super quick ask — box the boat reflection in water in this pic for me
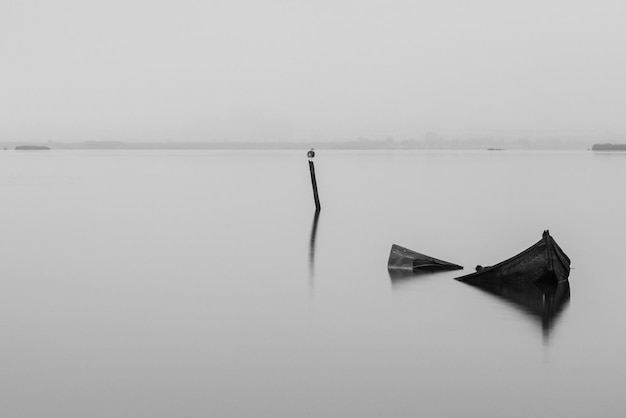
[461,279,571,341]
[388,268,452,284]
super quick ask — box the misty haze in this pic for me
[2,1,626,417]
[2,0,626,144]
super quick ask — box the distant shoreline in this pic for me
[0,139,600,151]
[15,145,51,150]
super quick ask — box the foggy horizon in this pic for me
[3,3,626,414]
[2,0,626,142]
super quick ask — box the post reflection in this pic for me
[461,280,571,342]
[308,210,320,284]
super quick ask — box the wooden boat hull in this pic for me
[388,244,463,272]
[455,230,570,284]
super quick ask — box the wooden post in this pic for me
[309,160,321,212]
[307,149,321,212]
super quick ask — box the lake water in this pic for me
[0,149,625,417]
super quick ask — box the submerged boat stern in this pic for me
[544,230,571,283]
[387,244,463,272]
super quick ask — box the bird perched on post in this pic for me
[307,148,315,159]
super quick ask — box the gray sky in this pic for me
[1,0,625,142]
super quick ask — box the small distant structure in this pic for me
[15,145,50,150]
[592,143,626,151]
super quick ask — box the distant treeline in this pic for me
[0,138,596,151]
[592,143,626,151]
[15,145,50,150]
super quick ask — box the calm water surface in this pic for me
[0,150,625,417]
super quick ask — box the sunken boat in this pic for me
[387,244,463,272]
[455,230,570,284]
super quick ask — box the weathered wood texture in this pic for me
[455,230,570,284]
[387,244,463,271]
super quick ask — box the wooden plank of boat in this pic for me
[387,244,463,271]
[455,230,570,284]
